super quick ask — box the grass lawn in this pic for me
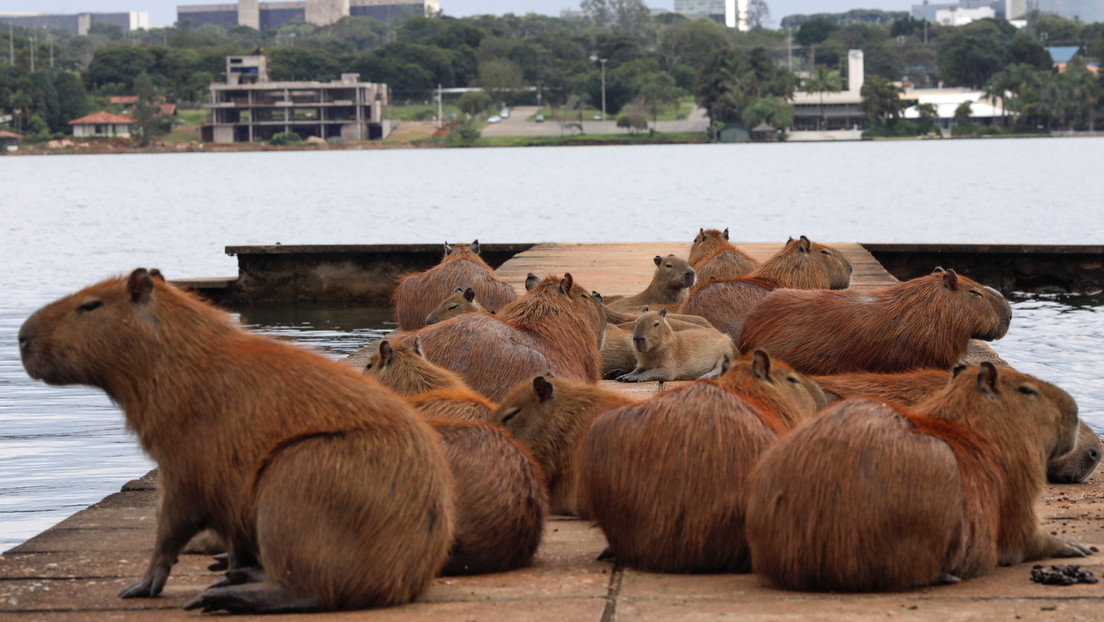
[477,131,708,147]
[388,103,462,121]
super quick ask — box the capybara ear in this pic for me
[976,362,999,395]
[952,361,969,377]
[723,227,729,240]
[659,308,668,318]
[463,288,476,302]
[444,241,452,254]
[378,340,394,366]
[720,354,732,375]
[641,305,650,312]
[149,268,166,282]
[411,337,424,357]
[751,350,773,380]
[592,291,604,304]
[533,375,554,402]
[559,273,574,294]
[453,286,465,294]
[654,255,662,267]
[798,236,811,253]
[470,239,480,254]
[932,266,947,274]
[697,227,705,239]
[942,269,960,291]
[127,268,155,304]
[525,273,540,291]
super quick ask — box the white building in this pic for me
[935,5,996,25]
[902,89,1010,129]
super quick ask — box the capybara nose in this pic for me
[633,337,645,346]
[18,334,29,353]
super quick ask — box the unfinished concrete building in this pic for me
[202,54,391,143]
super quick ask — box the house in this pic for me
[202,54,391,143]
[68,112,133,138]
[0,130,20,151]
[901,89,1009,130]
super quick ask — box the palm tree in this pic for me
[804,65,840,130]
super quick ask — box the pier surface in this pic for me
[4,242,1102,621]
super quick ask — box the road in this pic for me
[479,105,709,137]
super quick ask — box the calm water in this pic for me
[2,138,1102,552]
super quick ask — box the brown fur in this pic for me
[425,287,488,325]
[688,228,758,282]
[579,351,826,573]
[495,374,637,516]
[739,269,1013,375]
[605,254,697,313]
[405,274,606,402]
[19,269,454,613]
[618,308,737,382]
[392,241,515,331]
[746,363,1090,592]
[814,367,1103,484]
[429,420,548,575]
[363,339,495,423]
[600,324,638,379]
[677,236,851,342]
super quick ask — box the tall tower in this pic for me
[847,50,864,93]
[305,0,350,26]
[725,0,748,32]
[1005,0,1028,19]
[237,0,260,29]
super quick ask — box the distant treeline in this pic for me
[1,4,1102,140]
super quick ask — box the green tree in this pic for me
[131,72,167,146]
[456,90,492,116]
[795,17,835,46]
[637,72,680,129]
[266,47,343,81]
[693,46,747,129]
[859,75,904,128]
[85,45,156,92]
[741,96,794,131]
[477,58,525,104]
[617,99,648,132]
[915,102,939,135]
[937,20,1013,88]
[804,65,840,130]
[954,100,973,127]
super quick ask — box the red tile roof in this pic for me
[69,111,134,125]
[159,103,177,116]
[109,96,138,104]
[0,130,21,138]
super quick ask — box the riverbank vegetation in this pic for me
[1,3,1102,146]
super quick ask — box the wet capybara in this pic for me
[407,274,606,402]
[618,308,737,382]
[605,254,697,313]
[18,269,454,613]
[429,420,548,575]
[813,366,1103,484]
[363,339,496,423]
[746,363,1092,592]
[688,228,759,282]
[425,286,487,325]
[678,236,852,342]
[580,351,825,573]
[740,268,1013,375]
[495,373,637,516]
[393,240,515,331]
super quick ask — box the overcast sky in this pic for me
[0,1,914,29]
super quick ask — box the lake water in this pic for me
[2,138,1103,553]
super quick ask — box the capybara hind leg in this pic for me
[184,583,322,614]
[206,565,267,589]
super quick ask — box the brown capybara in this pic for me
[739,268,1013,375]
[618,308,737,382]
[18,269,454,613]
[746,363,1092,592]
[393,240,515,331]
[688,227,758,282]
[425,286,487,325]
[678,236,852,342]
[813,366,1103,484]
[605,254,697,313]
[429,420,548,575]
[580,351,826,573]
[600,324,638,379]
[406,274,606,402]
[495,373,637,516]
[363,339,496,423]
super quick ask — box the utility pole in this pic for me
[29,32,34,73]
[436,83,443,128]
[49,32,53,68]
[590,55,607,120]
[786,27,792,71]
[9,23,13,66]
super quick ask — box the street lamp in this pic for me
[589,55,607,120]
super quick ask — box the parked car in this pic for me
[535,114,545,123]
[487,115,502,124]
[501,108,510,118]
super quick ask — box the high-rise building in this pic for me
[178,0,440,30]
[673,0,748,31]
[0,11,148,35]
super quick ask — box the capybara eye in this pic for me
[1018,386,1038,396]
[364,363,373,370]
[665,264,672,268]
[447,304,458,310]
[969,290,983,297]
[820,250,832,256]
[77,300,103,313]
[501,408,520,424]
[787,376,801,384]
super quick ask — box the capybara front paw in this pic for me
[1052,537,1093,558]
[616,374,641,383]
[119,578,158,599]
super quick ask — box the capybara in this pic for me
[678,236,852,342]
[425,286,487,325]
[618,308,737,382]
[407,273,606,401]
[429,420,548,575]
[601,324,638,379]
[495,373,637,516]
[580,351,825,573]
[813,367,1103,484]
[688,227,758,282]
[605,254,697,313]
[393,240,515,331]
[363,339,496,423]
[746,363,1091,592]
[739,268,1013,375]
[19,269,454,613]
